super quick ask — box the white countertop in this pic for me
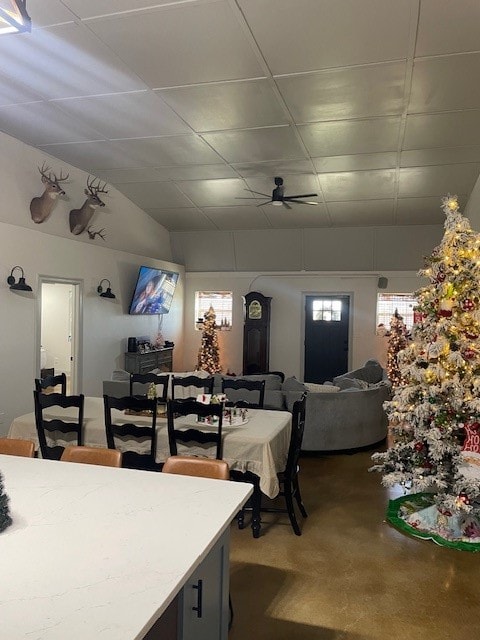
[0,455,252,640]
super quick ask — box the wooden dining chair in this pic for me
[61,445,122,468]
[34,390,84,460]
[171,374,214,401]
[167,399,224,459]
[261,393,308,535]
[0,437,35,458]
[103,395,160,471]
[221,378,266,409]
[35,372,67,395]
[129,372,169,400]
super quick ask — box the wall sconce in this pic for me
[0,1,32,35]
[7,266,32,291]
[97,279,115,299]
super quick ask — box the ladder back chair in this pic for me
[0,438,35,458]
[261,393,308,535]
[103,395,160,471]
[33,390,84,460]
[129,372,169,400]
[35,372,67,395]
[167,399,224,459]
[61,445,122,468]
[221,378,266,409]
[171,374,214,400]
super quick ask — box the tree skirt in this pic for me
[387,493,480,551]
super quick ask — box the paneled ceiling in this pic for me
[1,0,480,231]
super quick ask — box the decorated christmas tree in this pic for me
[197,306,222,374]
[371,195,480,548]
[0,471,12,533]
[386,309,409,388]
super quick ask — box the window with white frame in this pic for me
[376,293,417,332]
[195,291,233,330]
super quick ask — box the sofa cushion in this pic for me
[263,390,286,411]
[304,382,340,393]
[112,369,130,381]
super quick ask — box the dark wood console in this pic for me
[124,347,173,374]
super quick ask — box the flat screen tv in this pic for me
[129,266,179,315]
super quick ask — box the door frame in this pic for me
[36,276,84,394]
[301,291,354,381]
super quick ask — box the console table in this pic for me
[0,454,251,639]
[125,347,173,374]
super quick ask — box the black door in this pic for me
[304,295,350,383]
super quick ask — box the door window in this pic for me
[312,299,342,322]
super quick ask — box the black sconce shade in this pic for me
[7,266,32,291]
[97,279,115,299]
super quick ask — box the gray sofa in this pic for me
[288,360,391,452]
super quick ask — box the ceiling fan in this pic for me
[236,177,319,209]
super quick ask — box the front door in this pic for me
[304,295,350,383]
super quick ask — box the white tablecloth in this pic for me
[8,397,291,498]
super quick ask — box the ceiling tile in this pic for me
[115,182,193,209]
[28,0,77,27]
[0,23,146,100]
[232,159,313,177]
[319,170,396,201]
[94,168,170,184]
[0,73,43,107]
[234,229,303,270]
[404,111,480,149]
[416,0,480,56]
[298,117,401,156]
[238,0,412,75]
[327,200,395,226]
[203,206,271,230]
[263,202,328,229]
[203,126,306,163]
[0,102,102,145]
[157,79,288,132]
[53,91,191,139]
[62,0,186,19]
[303,227,374,270]
[396,196,468,225]
[87,2,264,88]
[144,208,217,232]
[154,165,238,181]
[314,152,397,173]
[276,62,405,123]
[410,54,480,113]
[38,141,136,170]
[113,136,224,167]
[398,164,480,197]
[401,147,480,167]
[176,179,249,207]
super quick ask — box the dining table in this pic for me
[0,454,251,639]
[8,397,292,538]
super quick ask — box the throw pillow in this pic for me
[304,382,340,393]
[282,376,307,394]
[112,369,130,381]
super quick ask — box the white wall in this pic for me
[183,272,427,379]
[0,132,185,435]
[465,175,480,231]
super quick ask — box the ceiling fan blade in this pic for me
[285,193,318,199]
[244,188,271,197]
[282,201,292,210]
[235,196,266,200]
[257,200,272,207]
[285,199,319,205]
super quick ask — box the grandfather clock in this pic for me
[243,291,272,375]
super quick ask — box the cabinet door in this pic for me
[179,531,229,640]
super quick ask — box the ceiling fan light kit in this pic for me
[237,176,319,210]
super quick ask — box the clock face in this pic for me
[248,300,262,320]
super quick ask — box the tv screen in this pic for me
[129,266,179,315]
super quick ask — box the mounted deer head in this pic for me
[69,176,108,236]
[30,162,69,224]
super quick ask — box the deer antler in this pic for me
[86,175,109,195]
[38,162,69,183]
[87,226,106,241]
[57,169,69,182]
[38,161,52,180]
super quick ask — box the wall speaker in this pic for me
[378,277,388,289]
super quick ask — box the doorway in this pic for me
[37,278,82,394]
[304,295,350,383]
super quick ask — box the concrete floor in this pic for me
[229,450,479,640]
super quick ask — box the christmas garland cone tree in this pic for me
[386,309,409,388]
[371,195,480,550]
[197,305,222,374]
